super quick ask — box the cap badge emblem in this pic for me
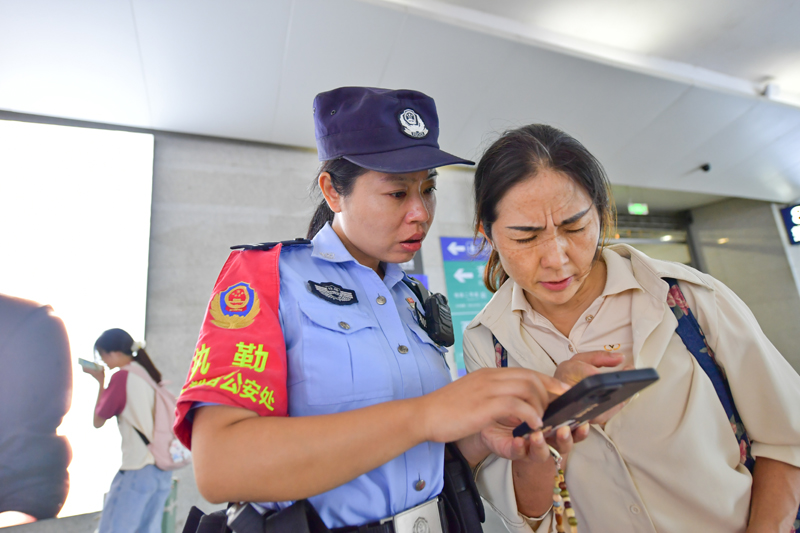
[399,108,428,139]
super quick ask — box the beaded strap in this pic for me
[493,335,577,532]
[550,447,577,533]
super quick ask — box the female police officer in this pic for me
[174,87,583,532]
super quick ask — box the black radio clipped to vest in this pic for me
[402,276,455,348]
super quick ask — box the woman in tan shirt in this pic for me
[462,124,800,532]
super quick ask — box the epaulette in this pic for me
[230,238,312,251]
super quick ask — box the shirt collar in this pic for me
[600,247,641,297]
[511,281,532,315]
[310,222,357,263]
[309,222,405,288]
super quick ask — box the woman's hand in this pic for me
[554,350,624,386]
[546,422,591,462]
[419,368,568,445]
[430,368,570,467]
[555,351,630,427]
[477,412,590,464]
[510,423,591,517]
[82,365,104,385]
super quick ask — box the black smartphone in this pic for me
[513,368,659,438]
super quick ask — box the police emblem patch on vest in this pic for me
[398,108,428,138]
[209,282,261,329]
[308,281,358,305]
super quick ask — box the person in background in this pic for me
[174,87,588,532]
[83,328,171,533]
[463,123,800,532]
[0,293,72,527]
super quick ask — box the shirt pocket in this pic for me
[298,301,394,406]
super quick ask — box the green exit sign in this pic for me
[627,203,649,215]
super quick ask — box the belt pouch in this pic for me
[442,443,484,533]
[196,509,230,533]
[263,500,330,533]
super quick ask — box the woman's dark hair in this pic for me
[95,328,162,384]
[306,158,369,239]
[474,124,615,293]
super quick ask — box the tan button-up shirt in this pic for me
[463,245,800,533]
[512,250,639,367]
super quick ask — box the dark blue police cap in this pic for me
[313,87,474,173]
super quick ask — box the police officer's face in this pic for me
[486,168,603,314]
[324,169,436,272]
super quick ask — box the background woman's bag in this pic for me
[127,363,192,471]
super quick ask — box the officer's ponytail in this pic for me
[95,328,163,384]
[307,158,368,239]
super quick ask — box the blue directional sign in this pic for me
[440,237,492,376]
[440,237,491,262]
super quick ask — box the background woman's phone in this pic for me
[513,368,659,438]
[78,358,103,372]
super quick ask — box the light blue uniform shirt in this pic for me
[258,223,452,527]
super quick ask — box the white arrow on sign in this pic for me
[447,241,466,256]
[454,268,474,283]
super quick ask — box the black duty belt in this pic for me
[183,443,483,533]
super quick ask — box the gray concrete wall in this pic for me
[144,133,321,528]
[689,198,800,371]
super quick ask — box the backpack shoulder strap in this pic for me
[492,334,508,368]
[663,277,754,471]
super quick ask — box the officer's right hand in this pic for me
[416,367,567,448]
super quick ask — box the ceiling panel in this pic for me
[377,14,517,161]
[428,0,800,99]
[451,43,604,157]
[450,40,692,166]
[726,124,800,201]
[665,101,800,200]
[609,86,757,192]
[133,0,292,141]
[269,0,407,147]
[686,101,800,172]
[0,0,149,127]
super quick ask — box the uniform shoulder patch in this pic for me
[230,238,311,251]
[308,281,358,305]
